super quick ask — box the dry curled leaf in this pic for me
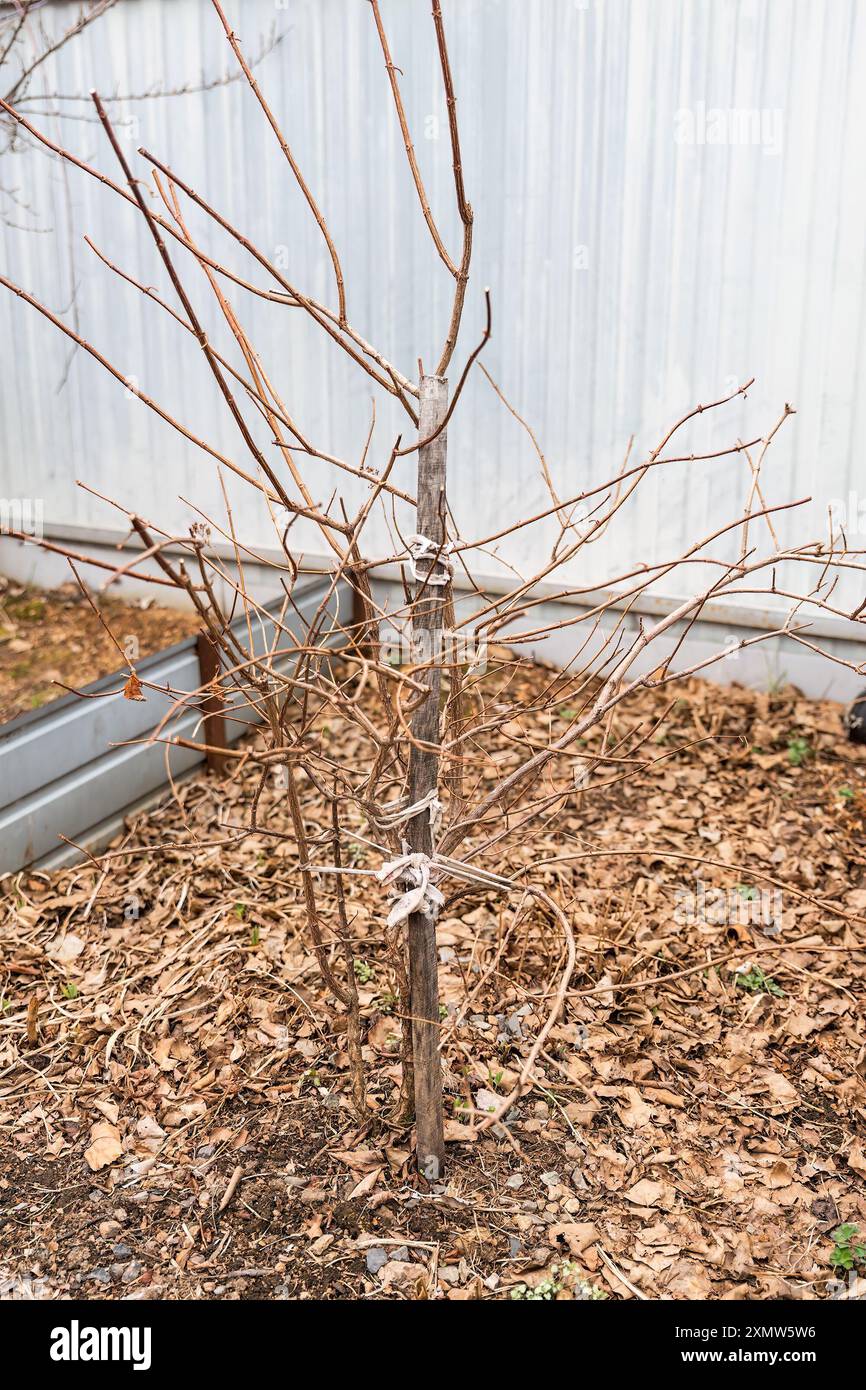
[619,1087,655,1130]
[347,1167,383,1200]
[123,671,145,701]
[624,1178,674,1210]
[84,1121,123,1172]
[847,1140,866,1179]
[549,1222,600,1256]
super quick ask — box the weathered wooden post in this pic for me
[406,374,449,1178]
[196,629,230,774]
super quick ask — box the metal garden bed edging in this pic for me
[0,577,344,875]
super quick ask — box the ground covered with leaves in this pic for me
[0,581,200,723]
[1,660,865,1301]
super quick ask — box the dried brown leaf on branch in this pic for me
[122,671,145,702]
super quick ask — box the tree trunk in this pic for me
[406,373,448,1178]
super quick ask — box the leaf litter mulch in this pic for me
[1,657,865,1302]
[0,580,201,724]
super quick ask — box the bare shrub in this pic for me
[2,0,864,1174]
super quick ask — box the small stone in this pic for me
[89,1267,112,1284]
[121,1261,142,1285]
[112,1243,132,1259]
[365,1247,388,1274]
[437,1265,460,1285]
[540,1170,561,1186]
[98,1220,122,1239]
[505,1173,525,1189]
[390,1245,409,1263]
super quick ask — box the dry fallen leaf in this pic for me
[153,1038,176,1071]
[135,1116,166,1141]
[330,1148,384,1172]
[367,1014,401,1054]
[549,1222,600,1256]
[443,1118,478,1142]
[378,1260,426,1294]
[763,1160,795,1189]
[619,1087,655,1130]
[847,1140,866,1179]
[664,1259,714,1299]
[84,1121,123,1172]
[624,1178,674,1209]
[347,1167,383,1199]
[751,1069,800,1113]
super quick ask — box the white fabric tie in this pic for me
[369,786,443,835]
[406,533,453,586]
[375,850,445,928]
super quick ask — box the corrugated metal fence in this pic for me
[2,0,866,615]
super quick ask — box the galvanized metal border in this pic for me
[0,577,346,875]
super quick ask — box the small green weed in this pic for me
[510,1262,607,1301]
[830,1225,866,1273]
[787,736,811,766]
[733,965,784,998]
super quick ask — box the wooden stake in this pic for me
[196,630,230,774]
[406,374,448,1179]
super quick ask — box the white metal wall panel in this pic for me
[1,0,865,618]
